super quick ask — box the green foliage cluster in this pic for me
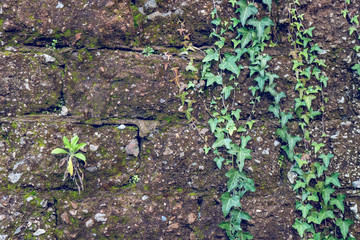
[341,0,360,81]
[51,135,87,194]
[46,39,58,50]
[197,0,274,238]
[142,46,154,56]
[273,1,355,239]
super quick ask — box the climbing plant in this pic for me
[193,0,275,238]
[280,1,355,239]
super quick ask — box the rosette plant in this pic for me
[51,135,87,193]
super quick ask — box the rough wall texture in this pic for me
[0,0,360,239]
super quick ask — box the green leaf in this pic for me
[247,17,274,39]
[300,66,312,79]
[226,169,241,192]
[292,60,304,70]
[236,231,253,240]
[74,153,86,163]
[226,119,237,136]
[205,72,223,86]
[325,172,341,187]
[322,186,336,205]
[202,49,219,62]
[304,172,316,185]
[318,208,335,223]
[330,194,346,213]
[70,135,79,151]
[214,157,225,170]
[236,148,252,171]
[352,63,360,75]
[296,202,313,218]
[218,221,231,231]
[211,18,221,26]
[246,120,255,129]
[280,112,294,128]
[266,72,279,85]
[220,192,241,217]
[237,27,255,49]
[219,53,242,77]
[293,180,306,191]
[229,0,237,8]
[314,162,327,177]
[274,92,286,105]
[318,153,334,168]
[335,218,354,239]
[262,0,272,12]
[239,4,258,27]
[292,219,312,238]
[303,95,316,110]
[303,27,315,37]
[275,127,288,142]
[311,141,325,154]
[294,98,306,110]
[319,75,329,87]
[240,135,252,149]
[268,104,280,118]
[212,138,232,149]
[254,75,267,91]
[51,148,69,155]
[63,136,71,150]
[287,134,302,153]
[231,109,241,121]
[231,209,251,223]
[74,143,87,152]
[222,86,235,100]
[208,118,219,133]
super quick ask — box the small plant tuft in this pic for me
[51,135,87,193]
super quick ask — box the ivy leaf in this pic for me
[352,63,360,75]
[311,141,325,154]
[325,172,341,187]
[294,98,306,110]
[231,209,251,223]
[226,169,241,192]
[300,66,312,79]
[266,72,279,85]
[268,104,280,118]
[236,148,252,171]
[220,192,241,217]
[242,177,256,192]
[214,157,225,170]
[212,138,232,149]
[303,94,316,110]
[219,53,241,77]
[330,194,346,213]
[280,112,294,128]
[312,66,321,79]
[296,202,313,218]
[235,48,248,60]
[229,0,237,7]
[292,219,312,238]
[218,221,231,231]
[275,127,288,142]
[292,59,304,70]
[275,92,286,105]
[205,72,223,86]
[335,219,354,239]
[231,109,241,121]
[240,135,252,149]
[307,193,319,202]
[262,0,272,12]
[303,27,316,37]
[322,186,336,205]
[208,118,219,133]
[314,162,327,177]
[318,208,335,223]
[247,17,274,39]
[287,134,302,153]
[318,153,334,167]
[254,75,267,91]
[319,75,329,87]
[304,172,316,185]
[202,49,219,62]
[237,27,255,49]
[226,119,237,136]
[222,86,235,100]
[236,231,254,240]
[293,179,306,191]
[239,4,258,27]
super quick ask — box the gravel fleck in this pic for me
[94,213,107,222]
[33,229,46,236]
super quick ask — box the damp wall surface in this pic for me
[0,0,360,239]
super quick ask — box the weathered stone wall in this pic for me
[0,0,359,239]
